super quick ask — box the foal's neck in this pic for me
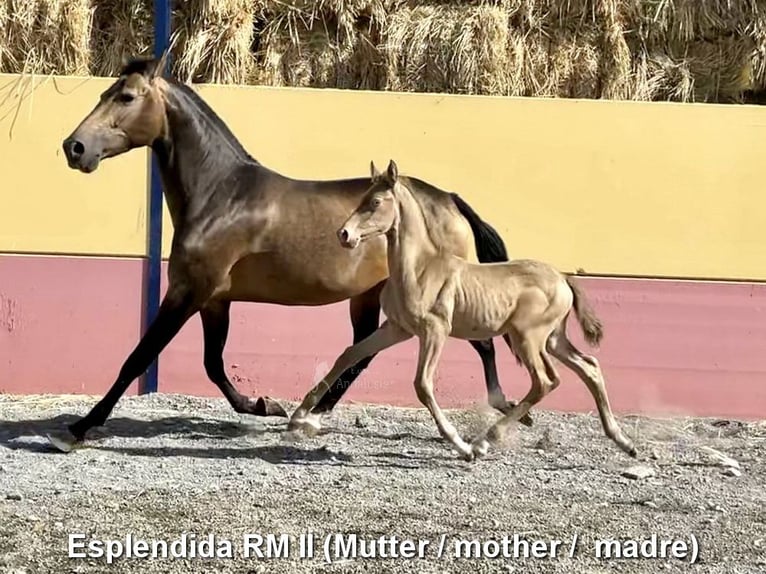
[386,181,438,291]
[153,81,255,225]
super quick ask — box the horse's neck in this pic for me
[386,184,437,296]
[155,84,250,225]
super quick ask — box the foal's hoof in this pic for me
[46,431,82,454]
[494,400,533,427]
[471,438,490,460]
[252,397,288,418]
[286,415,322,438]
[506,400,534,428]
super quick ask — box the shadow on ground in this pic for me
[0,412,446,466]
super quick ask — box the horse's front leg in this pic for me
[288,321,411,436]
[48,283,202,452]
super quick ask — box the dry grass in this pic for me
[0,0,92,76]
[90,0,153,78]
[172,0,256,84]
[0,0,763,102]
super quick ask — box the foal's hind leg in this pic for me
[471,332,559,459]
[200,300,287,418]
[469,338,533,427]
[548,331,636,457]
[414,329,475,461]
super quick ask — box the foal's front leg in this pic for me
[413,329,474,461]
[288,321,412,435]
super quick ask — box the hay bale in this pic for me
[384,3,511,95]
[1,0,92,75]
[254,2,386,89]
[172,0,256,84]
[550,30,601,98]
[90,0,153,77]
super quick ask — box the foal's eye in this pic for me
[118,93,135,104]
[372,197,382,208]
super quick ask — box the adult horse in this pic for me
[53,55,531,451]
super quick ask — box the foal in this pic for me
[289,160,637,461]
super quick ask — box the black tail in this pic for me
[450,193,509,263]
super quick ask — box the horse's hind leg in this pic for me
[547,329,636,457]
[471,331,558,459]
[200,300,287,418]
[310,282,384,421]
[288,320,412,435]
[414,328,474,461]
[469,338,533,427]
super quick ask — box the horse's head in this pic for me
[338,159,401,249]
[62,54,169,173]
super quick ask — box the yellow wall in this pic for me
[1,73,765,280]
[0,75,148,257]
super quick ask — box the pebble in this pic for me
[5,493,23,501]
[621,465,656,480]
[354,415,368,428]
[723,467,742,478]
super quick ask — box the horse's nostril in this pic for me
[338,229,349,242]
[64,138,85,160]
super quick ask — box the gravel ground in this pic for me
[0,392,764,574]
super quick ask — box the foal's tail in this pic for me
[450,193,509,263]
[565,276,603,348]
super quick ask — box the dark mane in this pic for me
[166,79,257,163]
[116,56,256,163]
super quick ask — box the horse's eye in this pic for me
[118,93,135,104]
[372,198,382,208]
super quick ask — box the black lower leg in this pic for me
[68,290,197,441]
[468,339,507,407]
[311,288,382,414]
[200,300,286,417]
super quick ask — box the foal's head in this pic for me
[338,160,402,249]
[62,55,170,173]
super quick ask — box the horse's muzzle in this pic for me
[62,137,99,173]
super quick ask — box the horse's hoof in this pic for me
[47,431,80,454]
[252,397,288,418]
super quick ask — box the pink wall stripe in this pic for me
[2,255,765,420]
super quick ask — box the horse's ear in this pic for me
[370,160,381,181]
[386,159,399,182]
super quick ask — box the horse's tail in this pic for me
[450,193,509,263]
[565,275,603,348]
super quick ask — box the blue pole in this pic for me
[139,0,171,395]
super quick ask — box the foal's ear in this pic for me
[370,160,382,181]
[386,159,399,182]
[151,49,170,79]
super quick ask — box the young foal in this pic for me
[289,160,637,461]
